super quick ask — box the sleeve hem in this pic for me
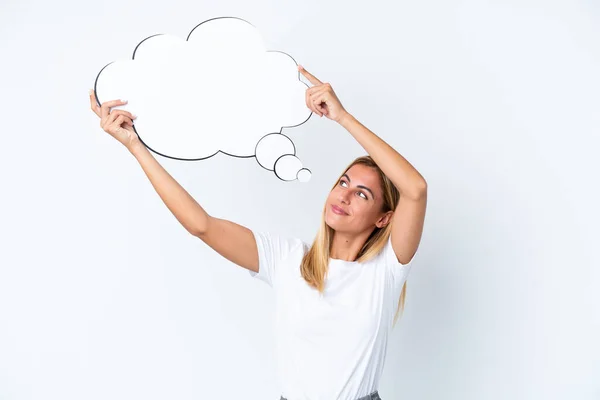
[386,233,417,268]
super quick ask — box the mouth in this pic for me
[331,205,349,216]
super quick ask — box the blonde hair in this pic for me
[300,155,407,327]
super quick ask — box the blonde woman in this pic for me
[88,65,427,400]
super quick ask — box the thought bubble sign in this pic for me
[94,16,312,182]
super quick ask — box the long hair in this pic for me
[299,155,407,327]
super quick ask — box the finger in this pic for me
[306,85,327,116]
[111,115,132,132]
[89,90,101,117]
[121,118,135,133]
[309,86,328,99]
[308,86,329,114]
[106,115,125,134]
[306,89,322,117]
[312,98,326,116]
[108,109,136,121]
[306,85,325,95]
[309,87,328,114]
[101,109,135,129]
[113,115,125,126]
[101,109,125,129]
[100,99,128,120]
[298,65,323,86]
[117,116,134,127]
[305,86,318,116]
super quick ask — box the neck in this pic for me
[329,229,373,261]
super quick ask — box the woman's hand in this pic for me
[89,90,141,151]
[298,65,349,123]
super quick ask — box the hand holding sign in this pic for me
[89,90,141,151]
[299,65,349,123]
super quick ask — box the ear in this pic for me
[375,210,394,229]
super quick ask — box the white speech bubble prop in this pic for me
[94,17,313,181]
[274,154,304,181]
[297,168,312,183]
[255,133,295,170]
[254,133,312,182]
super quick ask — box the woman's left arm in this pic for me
[299,65,427,264]
[338,112,427,199]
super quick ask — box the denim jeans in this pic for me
[280,390,382,400]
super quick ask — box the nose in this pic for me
[338,190,351,205]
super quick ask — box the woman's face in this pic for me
[325,164,388,234]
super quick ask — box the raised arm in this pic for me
[130,145,259,272]
[89,90,259,273]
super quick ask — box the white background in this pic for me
[0,0,598,399]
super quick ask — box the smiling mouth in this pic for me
[331,205,348,215]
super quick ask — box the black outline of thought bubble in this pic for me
[93,16,314,181]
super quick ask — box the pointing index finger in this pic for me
[298,65,322,86]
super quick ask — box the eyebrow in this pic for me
[342,174,375,200]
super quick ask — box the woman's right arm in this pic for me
[129,145,259,273]
[90,90,259,273]
[129,144,209,235]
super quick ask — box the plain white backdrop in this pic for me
[0,0,598,399]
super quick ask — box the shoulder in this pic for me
[249,232,307,287]
[377,234,417,291]
[252,231,307,259]
[373,233,417,269]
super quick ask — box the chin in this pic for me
[324,211,345,231]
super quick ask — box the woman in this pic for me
[88,65,427,400]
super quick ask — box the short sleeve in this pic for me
[383,233,418,283]
[249,231,302,288]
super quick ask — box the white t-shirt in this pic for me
[249,230,415,400]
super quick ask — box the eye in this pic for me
[340,180,368,200]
